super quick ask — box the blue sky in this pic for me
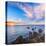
[7,2,45,24]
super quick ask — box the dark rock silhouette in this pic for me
[15,36,24,44]
[32,32,38,38]
[38,29,43,33]
[40,34,45,42]
[29,31,33,39]
[11,28,45,44]
[23,37,29,43]
[27,27,30,29]
[32,28,34,31]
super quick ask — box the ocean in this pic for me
[7,25,45,44]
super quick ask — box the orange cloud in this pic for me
[7,21,15,26]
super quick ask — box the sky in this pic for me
[7,2,45,24]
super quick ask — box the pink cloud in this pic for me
[33,4,45,19]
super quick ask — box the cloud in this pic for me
[22,5,33,18]
[33,4,45,20]
[15,3,45,24]
[15,3,33,19]
[7,3,45,25]
[16,3,45,20]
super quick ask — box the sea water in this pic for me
[7,25,45,43]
